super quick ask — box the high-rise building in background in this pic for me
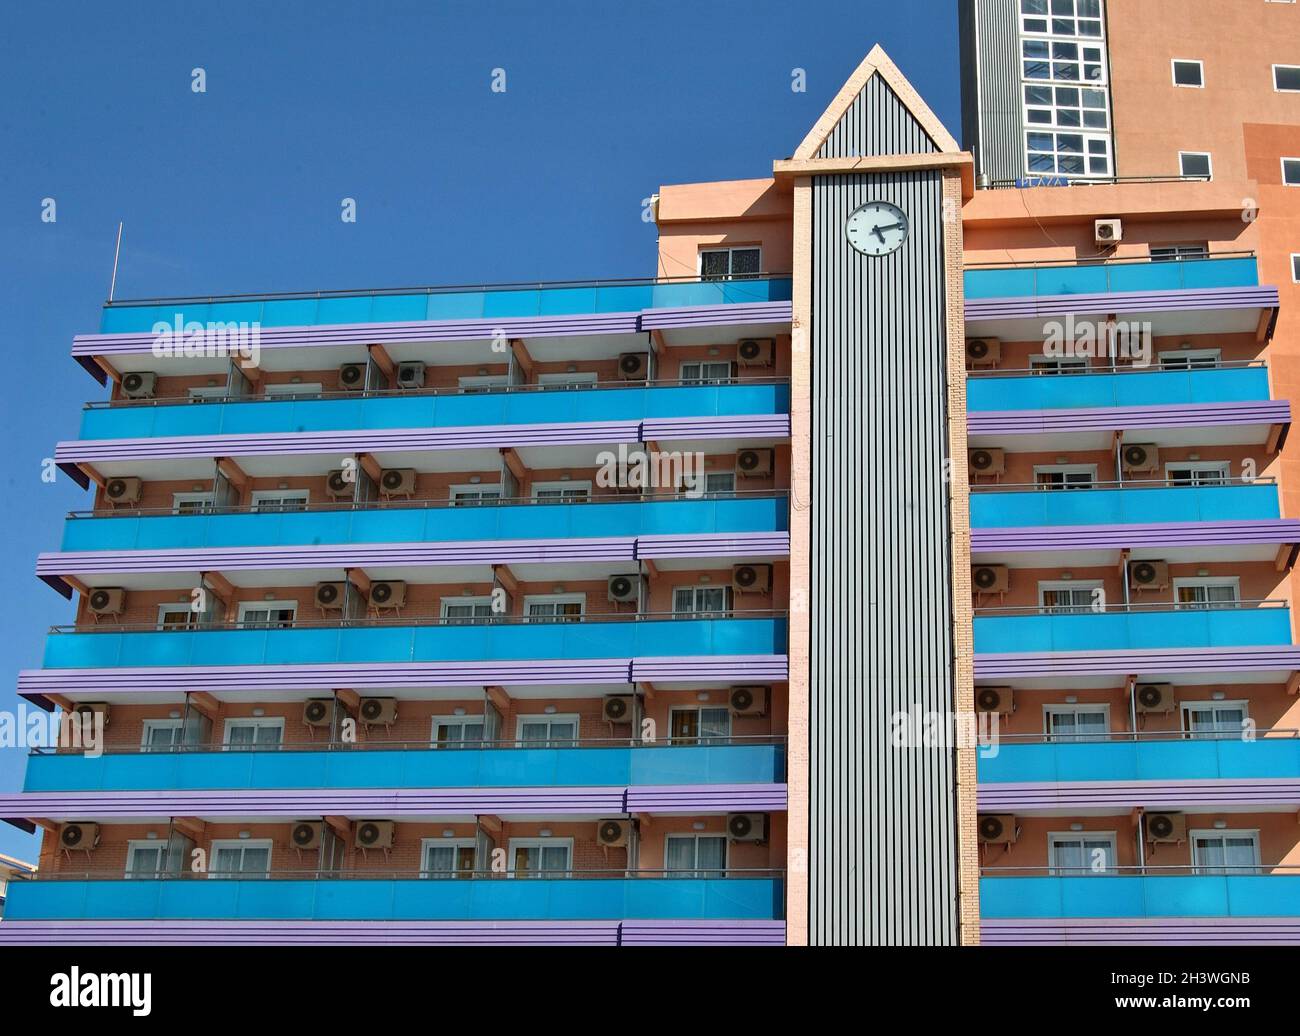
[1,0,1297,946]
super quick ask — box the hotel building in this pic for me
[1,0,1298,946]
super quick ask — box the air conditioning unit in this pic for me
[338,363,367,391]
[325,469,354,498]
[291,821,322,850]
[303,699,333,727]
[359,697,397,725]
[733,563,772,594]
[395,361,426,389]
[354,820,395,850]
[104,477,142,505]
[1095,218,1123,245]
[59,822,99,851]
[617,352,648,380]
[968,448,1006,476]
[596,819,629,848]
[972,565,1010,594]
[607,574,639,603]
[369,580,407,610]
[315,581,346,610]
[965,338,1002,367]
[603,695,633,723]
[1129,560,1170,591]
[975,686,1014,715]
[379,468,416,497]
[1135,682,1175,714]
[1146,812,1186,844]
[120,371,157,398]
[736,448,774,478]
[729,685,770,717]
[727,813,769,844]
[978,814,1018,845]
[87,587,126,616]
[737,338,775,367]
[1121,443,1159,474]
[72,702,111,731]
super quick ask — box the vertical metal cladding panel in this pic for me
[966,0,1025,182]
[809,171,958,945]
[817,77,938,159]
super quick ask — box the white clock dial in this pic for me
[845,201,910,257]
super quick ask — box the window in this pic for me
[508,838,573,876]
[210,839,272,879]
[670,707,732,744]
[1283,157,1300,186]
[171,492,214,515]
[432,715,486,748]
[1038,580,1102,614]
[125,841,169,879]
[515,714,579,746]
[665,834,727,878]
[1019,0,1104,38]
[1174,578,1240,609]
[440,597,495,623]
[685,471,736,496]
[680,361,734,385]
[236,600,297,628]
[1293,254,1300,283]
[1034,464,1096,490]
[524,594,585,623]
[1191,831,1260,875]
[1150,244,1209,261]
[187,385,229,401]
[1158,347,1220,369]
[673,585,732,617]
[531,480,591,503]
[422,839,476,877]
[1021,38,1107,83]
[1183,700,1248,739]
[222,717,284,749]
[699,247,761,281]
[1274,64,1300,92]
[1171,59,1204,88]
[449,484,501,506]
[156,603,200,630]
[265,383,324,399]
[250,490,309,512]
[457,375,507,393]
[1029,354,1089,374]
[1048,832,1117,875]
[140,719,183,752]
[1179,152,1213,179]
[537,371,598,389]
[1166,462,1229,486]
[1044,704,1109,742]
[1023,84,1110,130]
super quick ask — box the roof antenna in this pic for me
[107,221,124,303]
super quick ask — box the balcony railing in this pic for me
[967,361,1271,412]
[969,478,1280,527]
[963,252,1259,301]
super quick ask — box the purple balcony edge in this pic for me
[968,399,1291,437]
[971,519,1300,555]
[975,645,1300,680]
[979,778,1300,812]
[981,917,1300,946]
[965,284,1281,323]
[0,918,787,946]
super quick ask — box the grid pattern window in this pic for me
[1019,0,1113,178]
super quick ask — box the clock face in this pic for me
[845,201,910,257]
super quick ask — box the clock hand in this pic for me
[872,225,887,243]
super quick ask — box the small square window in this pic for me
[1180,152,1213,179]
[1292,254,1300,283]
[1172,60,1204,88]
[1284,158,1300,186]
[1275,65,1300,92]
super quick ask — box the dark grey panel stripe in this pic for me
[965,0,1024,182]
[809,171,958,945]
[817,76,938,158]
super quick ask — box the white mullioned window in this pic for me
[1191,830,1260,875]
[1044,703,1109,742]
[209,839,272,879]
[1048,832,1117,875]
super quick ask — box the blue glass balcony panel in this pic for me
[963,257,1259,300]
[97,278,794,334]
[23,743,786,792]
[4,877,784,922]
[967,366,1271,412]
[78,382,791,440]
[980,875,1300,919]
[60,495,789,552]
[41,617,789,669]
[973,607,1291,653]
[979,738,1300,784]
[970,483,1280,528]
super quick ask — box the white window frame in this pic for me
[514,713,581,743]
[506,837,574,876]
[208,838,273,879]
[530,480,592,502]
[1172,576,1241,609]
[522,593,586,622]
[1190,829,1261,875]
[235,600,298,628]
[124,839,169,879]
[668,705,732,744]
[264,382,324,398]
[1047,831,1118,875]
[171,491,214,514]
[698,246,762,280]
[1037,579,1103,612]
[1179,151,1213,179]
[1033,463,1098,488]
[679,360,734,384]
[1158,348,1221,369]
[221,716,285,748]
[1043,703,1110,740]
[431,714,487,747]
[448,483,502,506]
[457,375,508,393]
[663,833,729,876]
[1181,699,1250,738]
[439,596,495,622]
[1018,0,1106,40]
[1171,58,1205,88]
[420,837,477,876]
[672,584,733,616]
[1282,157,1300,186]
[156,602,200,628]
[1273,63,1300,92]
[1291,253,1300,283]
[140,718,183,752]
[250,489,310,512]
[680,470,737,497]
[536,371,599,389]
[1029,353,1090,374]
[1164,461,1230,486]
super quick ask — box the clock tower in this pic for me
[775,47,979,945]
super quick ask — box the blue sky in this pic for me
[0,0,961,859]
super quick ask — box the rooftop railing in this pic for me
[968,477,1275,493]
[973,598,1286,618]
[966,359,1265,379]
[25,867,787,882]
